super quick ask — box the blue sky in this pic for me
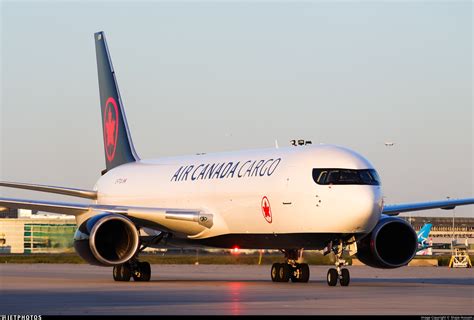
[1,1,472,217]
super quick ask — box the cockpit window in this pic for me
[312,168,380,185]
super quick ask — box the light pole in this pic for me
[461,224,468,247]
[447,196,455,251]
[453,206,456,245]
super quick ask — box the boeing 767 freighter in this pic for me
[1,32,473,286]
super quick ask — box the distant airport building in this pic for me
[402,216,474,254]
[0,208,39,219]
[0,211,76,254]
[0,208,19,219]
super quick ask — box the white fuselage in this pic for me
[93,144,383,248]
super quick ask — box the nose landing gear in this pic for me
[270,249,310,283]
[327,265,350,286]
[325,240,351,287]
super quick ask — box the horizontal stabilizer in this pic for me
[0,181,97,199]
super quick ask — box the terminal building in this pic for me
[0,209,472,255]
[0,209,76,254]
[401,216,473,254]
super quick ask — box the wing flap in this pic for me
[0,181,97,199]
[383,198,474,216]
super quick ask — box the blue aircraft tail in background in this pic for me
[417,223,433,250]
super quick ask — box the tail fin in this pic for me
[417,223,432,243]
[95,31,139,172]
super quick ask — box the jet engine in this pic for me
[356,216,417,268]
[74,213,139,266]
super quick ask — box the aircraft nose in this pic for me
[347,186,383,233]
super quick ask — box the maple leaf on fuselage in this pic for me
[263,202,271,217]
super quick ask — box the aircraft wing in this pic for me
[383,198,474,216]
[0,181,97,199]
[0,197,89,216]
[0,197,213,229]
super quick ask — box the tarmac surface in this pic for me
[0,264,473,315]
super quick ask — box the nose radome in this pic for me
[347,186,382,233]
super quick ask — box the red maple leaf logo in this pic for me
[261,196,272,223]
[105,109,116,147]
[104,97,119,162]
[263,201,271,218]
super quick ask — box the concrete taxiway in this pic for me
[0,264,472,315]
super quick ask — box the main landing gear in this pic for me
[113,233,166,282]
[113,259,151,282]
[325,240,350,287]
[271,249,310,283]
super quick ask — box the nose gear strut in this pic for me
[325,240,351,286]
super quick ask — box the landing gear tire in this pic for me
[340,268,350,286]
[325,239,352,286]
[113,263,131,282]
[327,268,338,286]
[277,263,291,282]
[291,263,310,283]
[132,261,151,282]
[271,263,279,282]
[270,249,309,283]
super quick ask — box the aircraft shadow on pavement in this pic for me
[345,277,473,286]
[142,277,473,286]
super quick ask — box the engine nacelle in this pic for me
[74,213,139,266]
[356,216,417,268]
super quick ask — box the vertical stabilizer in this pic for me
[95,31,139,172]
